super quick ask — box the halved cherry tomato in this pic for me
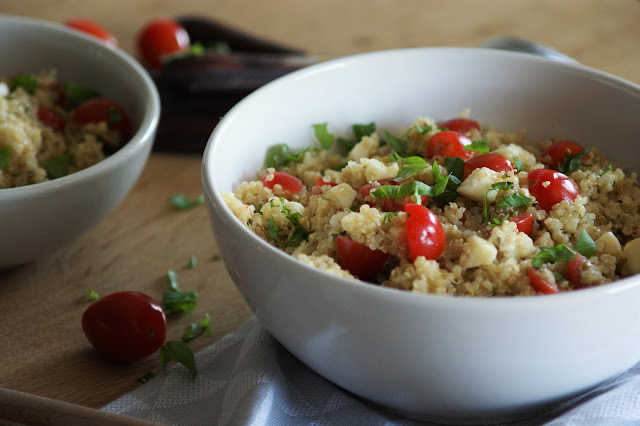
[65,19,118,47]
[312,177,337,194]
[360,179,428,212]
[541,140,589,170]
[136,19,190,69]
[37,107,66,132]
[508,212,534,237]
[463,153,514,179]
[528,268,559,294]
[528,168,579,213]
[336,235,389,281]
[82,291,166,363]
[438,118,480,134]
[567,253,587,288]
[405,203,446,262]
[426,130,475,160]
[71,98,131,139]
[261,171,303,193]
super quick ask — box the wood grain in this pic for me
[0,0,639,414]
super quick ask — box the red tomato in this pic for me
[136,19,190,69]
[438,118,480,134]
[404,204,446,262]
[71,98,131,139]
[65,19,118,46]
[567,253,587,288]
[508,212,534,237]
[463,153,514,179]
[261,171,303,193]
[37,107,66,132]
[528,168,579,213]
[312,177,338,194]
[82,291,166,363]
[541,140,589,169]
[360,179,428,212]
[528,268,559,294]
[426,131,475,160]
[336,235,389,281]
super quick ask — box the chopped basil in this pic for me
[182,314,212,342]
[169,194,205,210]
[483,182,513,220]
[488,214,510,228]
[338,122,376,151]
[558,149,591,174]
[159,340,197,378]
[277,198,312,246]
[264,143,311,168]
[63,81,100,107]
[107,108,122,127]
[86,290,99,300]
[42,153,73,179]
[135,370,157,383]
[10,74,38,94]
[162,269,197,314]
[0,146,11,170]
[413,124,433,134]
[312,123,334,149]
[211,253,222,261]
[464,139,490,153]
[599,165,613,177]
[373,179,445,200]
[532,244,576,269]
[186,255,197,269]
[383,130,408,155]
[513,157,524,172]
[495,193,531,208]
[383,211,399,223]
[267,215,280,242]
[444,157,465,182]
[574,230,596,258]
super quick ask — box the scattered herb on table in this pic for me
[182,314,212,342]
[159,340,197,378]
[86,290,100,300]
[162,270,197,314]
[169,194,205,210]
[186,255,197,269]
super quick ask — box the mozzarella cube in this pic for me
[326,183,357,209]
[460,236,497,268]
[457,167,506,203]
[622,238,640,274]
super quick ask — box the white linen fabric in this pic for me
[103,317,640,425]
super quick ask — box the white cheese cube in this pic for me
[622,238,640,274]
[326,183,357,209]
[457,167,505,203]
[460,236,497,268]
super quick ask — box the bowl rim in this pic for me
[0,14,160,198]
[202,46,640,308]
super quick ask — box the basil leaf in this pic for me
[186,255,197,269]
[599,165,613,177]
[169,194,205,210]
[513,157,524,172]
[574,230,596,258]
[211,253,222,261]
[383,211,399,223]
[267,215,280,242]
[464,139,489,153]
[285,211,312,246]
[353,122,376,140]
[445,157,465,182]
[312,123,334,149]
[182,314,212,342]
[0,146,11,170]
[495,193,531,208]
[11,74,38,94]
[63,81,100,107]
[394,163,428,181]
[383,130,407,155]
[264,143,306,168]
[483,182,513,220]
[159,341,197,378]
[86,290,99,300]
[492,181,513,191]
[532,244,576,269]
[558,149,591,174]
[391,152,427,164]
[42,153,73,179]
[413,124,433,134]
[163,269,197,313]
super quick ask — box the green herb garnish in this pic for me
[277,198,312,246]
[383,130,408,155]
[599,165,613,177]
[558,149,591,174]
[11,74,38,94]
[63,81,100,107]
[531,244,576,269]
[574,230,596,258]
[312,123,334,149]
[267,216,280,242]
[464,139,490,153]
[383,211,400,223]
[337,122,376,151]
[495,192,531,208]
[482,182,513,220]
[186,256,197,269]
[444,157,465,182]
[182,314,212,342]
[211,253,222,261]
[86,290,99,300]
[169,194,205,210]
[264,143,310,168]
[0,146,11,170]
[513,157,524,172]
[159,341,197,378]
[162,270,197,314]
[41,153,73,179]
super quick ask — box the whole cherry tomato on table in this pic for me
[336,235,389,281]
[426,131,475,160]
[404,203,446,262]
[71,98,131,139]
[82,291,167,363]
[64,19,118,47]
[261,171,303,193]
[528,168,579,213]
[540,140,589,170]
[463,153,514,179]
[438,118,480,134]
[136,19,190,69]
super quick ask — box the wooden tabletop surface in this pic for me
[1,0,640,414]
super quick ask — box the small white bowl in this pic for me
[202,48,640,423]
[0,15,160,268]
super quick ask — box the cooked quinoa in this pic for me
[0,69,128,189]
[223,114,640,296]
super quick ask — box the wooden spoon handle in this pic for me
[0,387,157,426]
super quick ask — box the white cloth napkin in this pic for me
[103,316,640,425]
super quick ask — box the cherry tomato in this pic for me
[312,177,337,194]
[65,19,118,46]
[336,235,389,281]
[528,168,579,213]
[360,179,428,212]
[463,153,514,179]
[37,107,66,132]
[567,253,587,288]
[261,171,303,193]
[71,98,131,139]
[136,19,190,69]
[426,130,475,160]
[405,203,446,262]
[82,291,166,363]
[508,212,534,237]
[528,268,559,294]
[438,118,480,134]
[541,140,589,169]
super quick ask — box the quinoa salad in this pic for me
[223,113,640,296]
[0,69,130,189]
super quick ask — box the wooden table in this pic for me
[2,0,640,413]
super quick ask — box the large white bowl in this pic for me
[0,15,160,268]
[202,48,640,423]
